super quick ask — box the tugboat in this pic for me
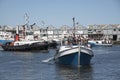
[47,40,58,49]
[1,34,49,51]
[1,25,49,51]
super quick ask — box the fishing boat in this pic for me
[88,39,112,47]
[42,17,94,67]
[54,44,94,67]
[54,17,94,67]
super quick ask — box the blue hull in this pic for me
[0,40,13,45]
[88,42,112,47]
[88,42,96,47]
[56,52,92,67]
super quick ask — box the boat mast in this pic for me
[78,41,81,67]
[23,13,29,39]
[72,17,80,67]
[72,17,75,37]
[24,13,29,25]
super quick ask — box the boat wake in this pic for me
[42,57,54,63]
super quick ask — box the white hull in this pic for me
[88,40,112,47]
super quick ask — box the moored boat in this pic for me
[0,31,14,45]
[88,40,112,47]
[1,29,49,51]
[47,40,58,49]
[1,40,48,51]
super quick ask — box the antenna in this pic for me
[24,13,29,25]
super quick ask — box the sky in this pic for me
[0,0,120,27]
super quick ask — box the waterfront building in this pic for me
[87,24,105,39]
[0,24,120,41]
[74,24,88,37]
[87,24,120,41]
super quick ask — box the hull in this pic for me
[88,40,112,47]
[88,42,112,47]
[55,46,93,67]
[45,41,57,49]
[1,42,48,51]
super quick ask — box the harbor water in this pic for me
[0,45,120,80]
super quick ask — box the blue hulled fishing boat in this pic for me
[54,45,94,67]
[54,17,94,67]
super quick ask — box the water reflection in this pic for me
[55,64,93,80]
